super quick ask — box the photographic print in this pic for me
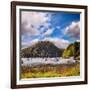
[11,1,87,88]
[20,10,80,79]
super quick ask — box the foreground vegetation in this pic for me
[62,41,80,60]
[20,63,80,79]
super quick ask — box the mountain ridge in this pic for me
[21,41,64,58]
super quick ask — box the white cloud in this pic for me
[76,40,80,42]
[21,22,40,36]
[43,37,70,49]
[43,28,53,36]
[30,39,39,45]
[64,21,80,39]
[22,37,69,49]
[22,12,49,25]
[21,11,51,36]
[22,38,39,49]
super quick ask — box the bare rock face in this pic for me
[21,41,64,58]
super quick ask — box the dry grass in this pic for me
[20,63,80,79]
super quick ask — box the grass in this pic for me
[20,63,80,79]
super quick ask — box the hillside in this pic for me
[62,41,80,60]
[20,41,64,57]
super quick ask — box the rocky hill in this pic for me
[21,41,64,58]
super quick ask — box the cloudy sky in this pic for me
[21,10,80,49]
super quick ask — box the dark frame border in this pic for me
[11,1,88,89]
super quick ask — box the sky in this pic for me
[21,10,80,49]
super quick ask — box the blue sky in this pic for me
[21,11,80,49]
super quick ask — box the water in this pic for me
[21,57,77,66]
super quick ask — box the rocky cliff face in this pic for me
[21,41,64,58]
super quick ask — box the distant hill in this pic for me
[62,41,80,60]
[21,41,64,58]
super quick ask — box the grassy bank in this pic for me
[20,63,80,79]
